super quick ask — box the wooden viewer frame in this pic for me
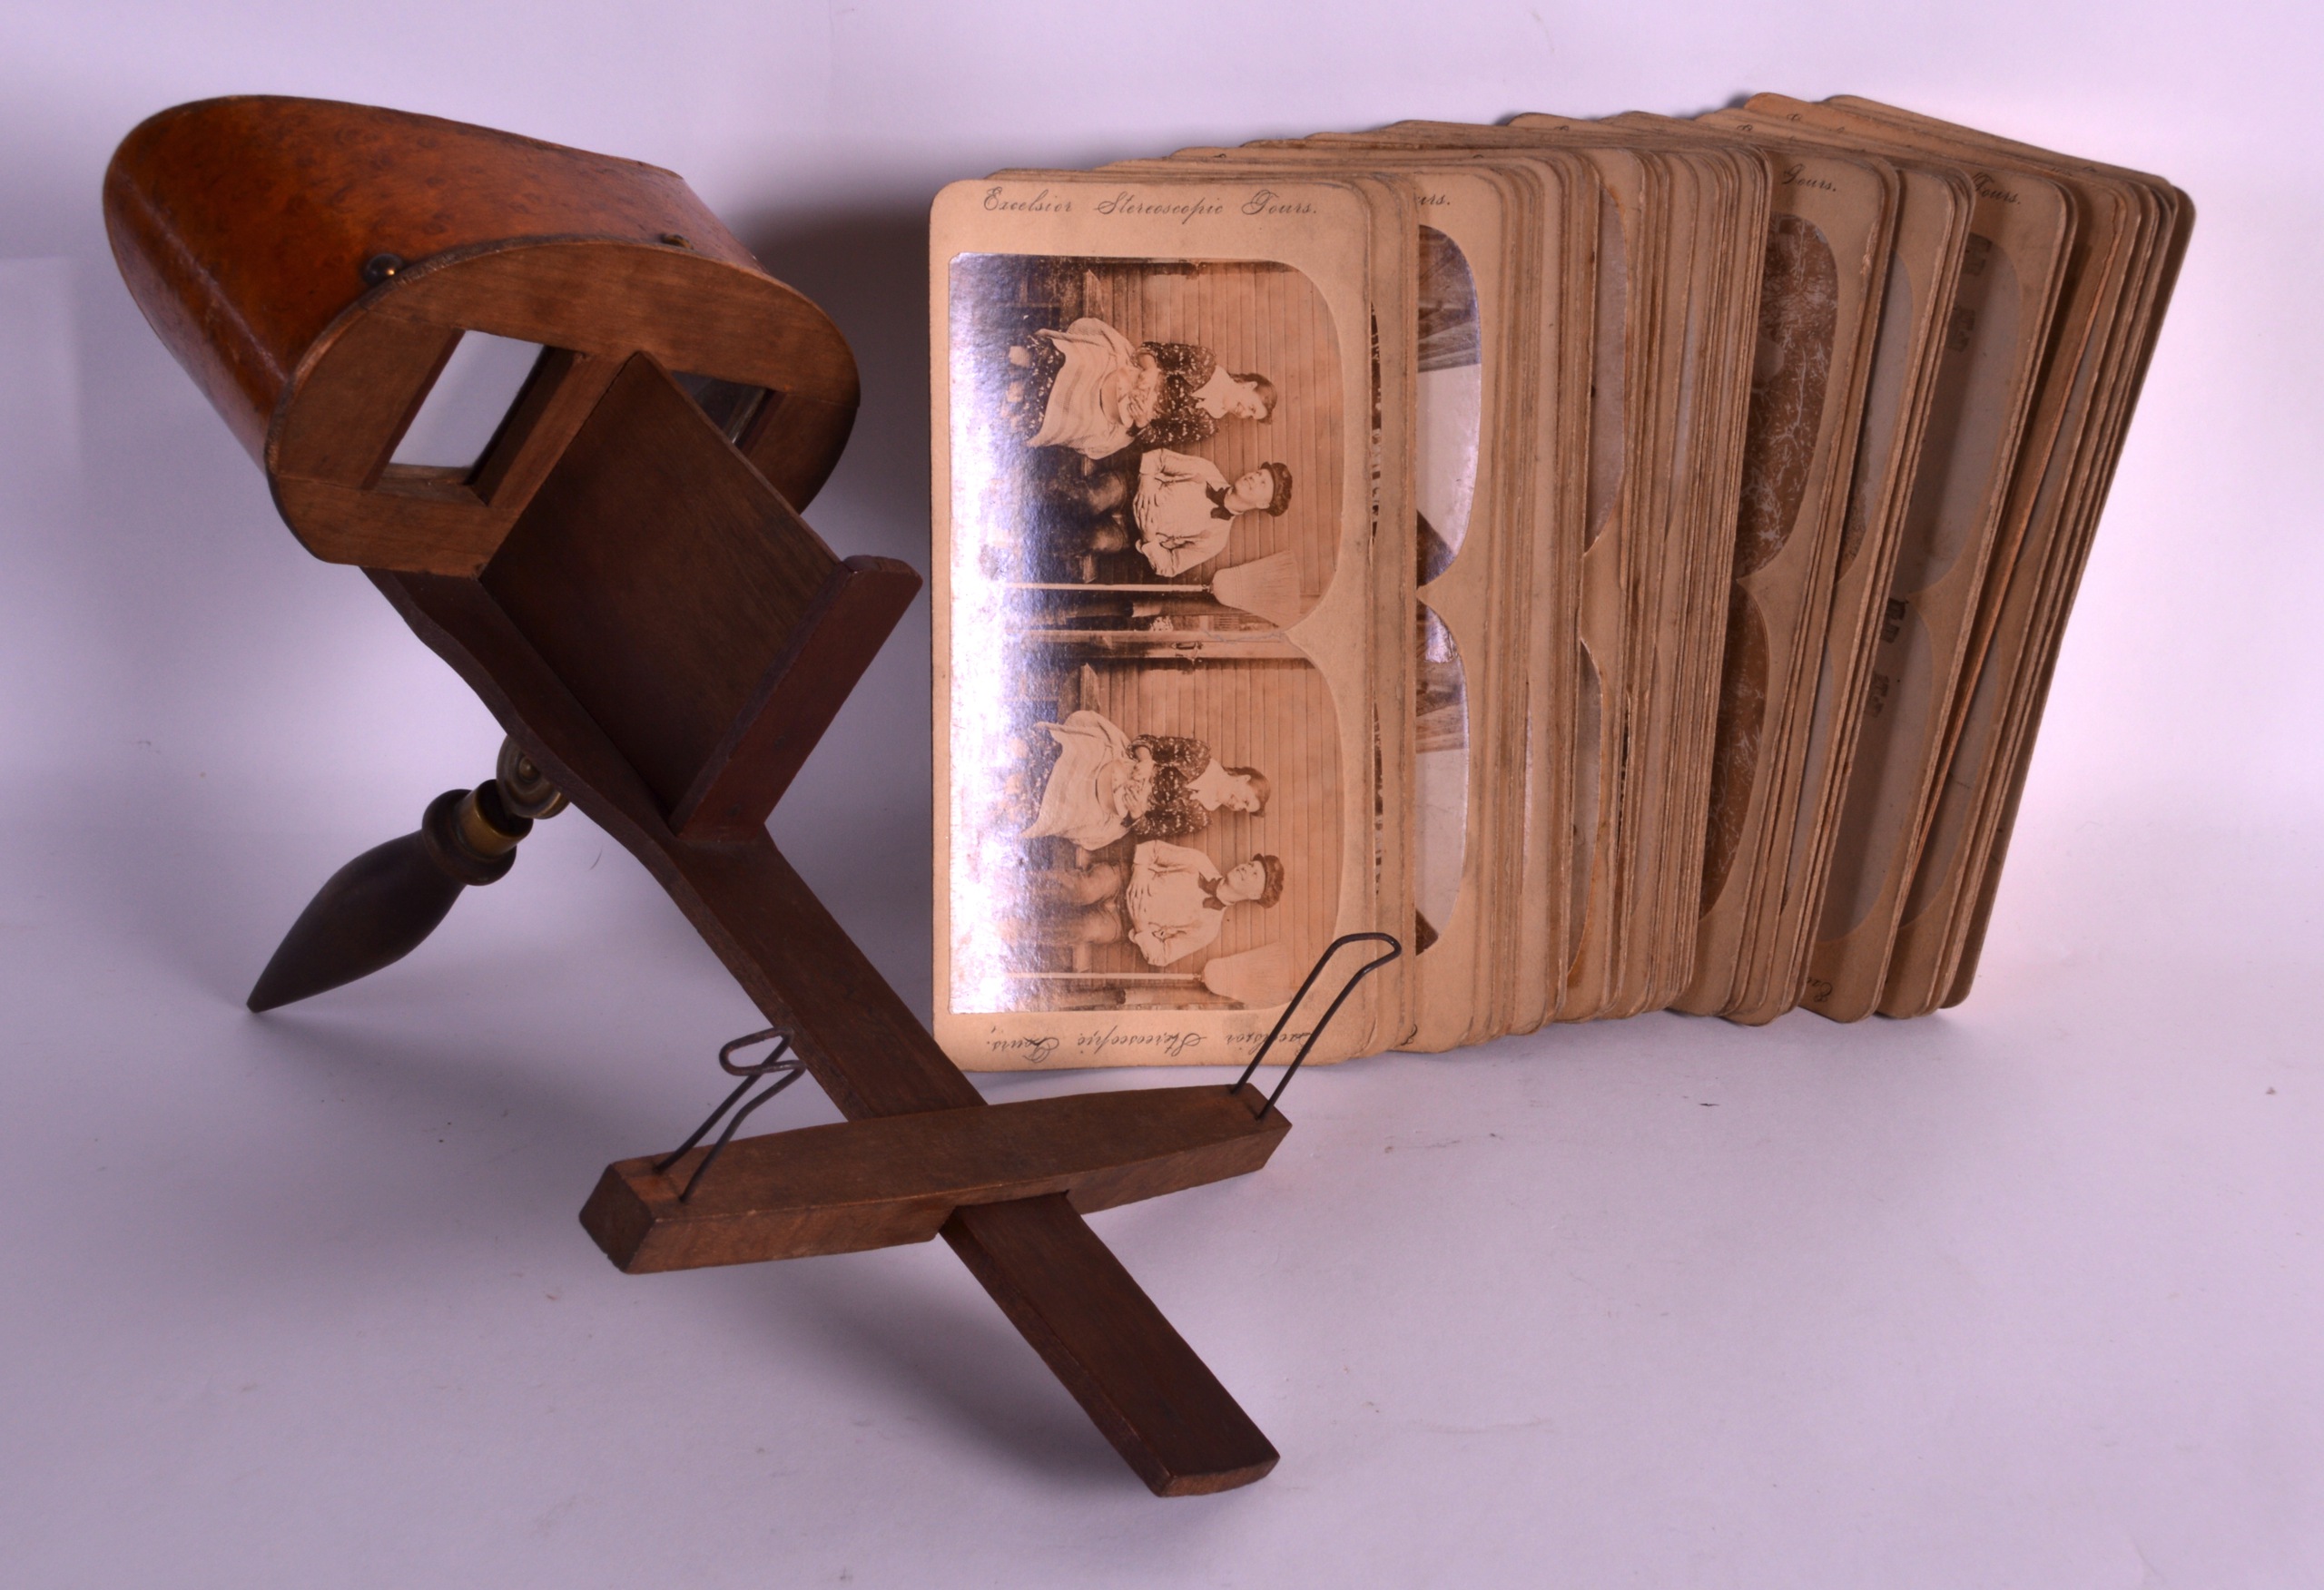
[105,95,1303,1496]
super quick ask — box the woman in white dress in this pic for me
[1005,317,1275,459]
[1020,709,1269,851]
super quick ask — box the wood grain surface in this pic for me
[105,96,859,571]
[582,1083,1290,1271]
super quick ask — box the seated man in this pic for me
[1124,840,1285,967]
[1023,841,1284,970]
[1129,450,1293,577]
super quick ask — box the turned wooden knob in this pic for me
[245,739,564,1010]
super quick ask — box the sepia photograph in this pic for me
[948,251,1340,620]
[945,250,1352,1015]
[957,653,1344,1014]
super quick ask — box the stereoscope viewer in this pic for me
[105,95,1399,1495]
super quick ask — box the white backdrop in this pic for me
[2,3,2319,1586]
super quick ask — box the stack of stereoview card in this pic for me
[928,96,2191,1071]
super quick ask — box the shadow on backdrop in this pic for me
[732,201,941,1021]
[734,201,933,566]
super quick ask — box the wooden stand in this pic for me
[583,1085,1289,1273]
[106,95,1296,1495]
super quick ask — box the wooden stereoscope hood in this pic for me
[103,94,1392,1496]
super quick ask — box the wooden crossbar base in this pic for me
[379,557,1287,1496]
[583,1084,1289,1272]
